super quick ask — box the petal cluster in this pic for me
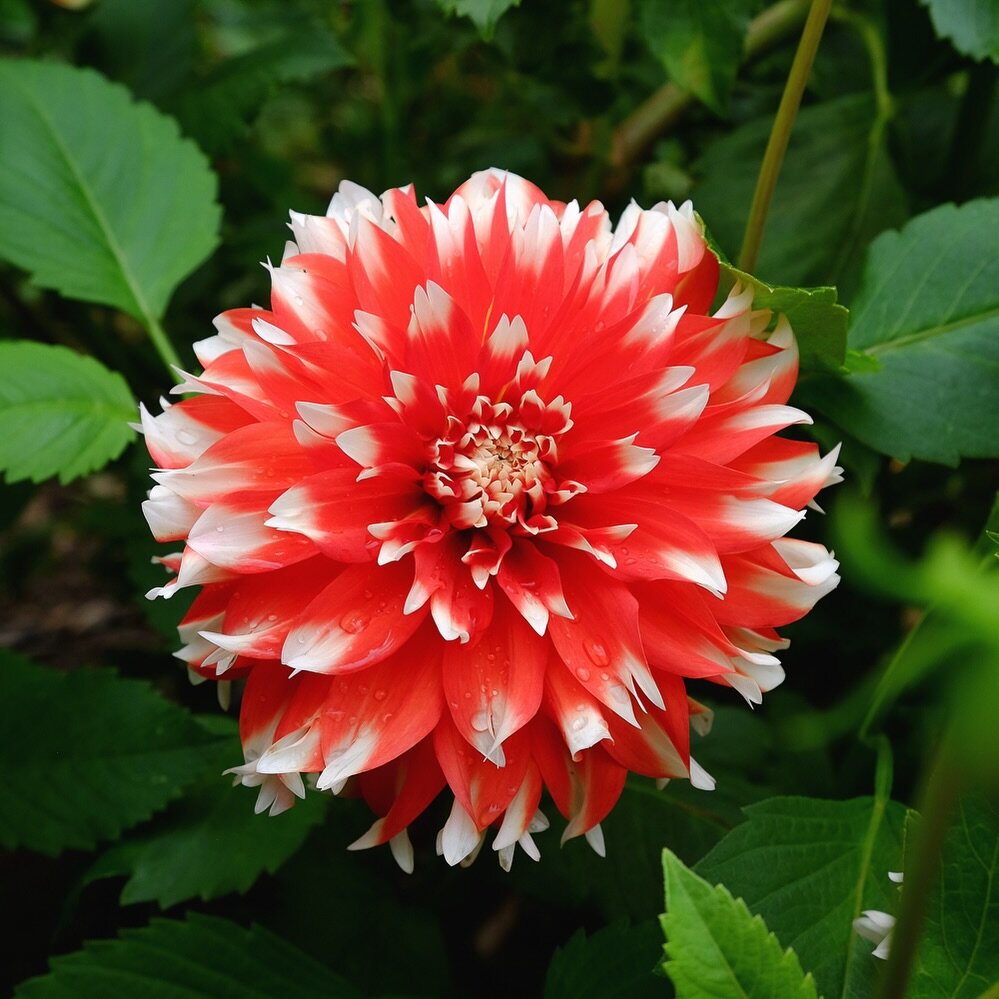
[142,169,841,870]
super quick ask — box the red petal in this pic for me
[443,597,546,764]
[548,556,663,724]
[434,715,531,829]
[282,560,427,673]
[314,625,444,789]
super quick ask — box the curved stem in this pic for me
[878,743,962,999]
[602,0,810,194]
[144,314,183,378]
[737,0,834,272]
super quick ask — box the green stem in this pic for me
[737,0,834,272]
[944,60,997,200]
[878,743,963,999]
[145,314,183,378]
[602,0,810,193]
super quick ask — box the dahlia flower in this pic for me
[142,169,841,871]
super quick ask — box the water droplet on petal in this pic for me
[471,710,490,732]
[340,611,370,634]
[267,614,278,622]
[585,640,609,666]
[575,666,591,682]
[216,525,225,533]
[373,689,387,701]
[176,429,199,446]
[571,716,587,732]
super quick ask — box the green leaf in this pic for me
[13,912,362,998]
[920,0,999,63]
[802,199,999,465]
[545,921,664,999]
[88,772,328,909]
[693,94,907,291]
[0,59,220,325]
[717,260,849,371]
[638,0,751,115]
[661,849,819,999]
[0,341,135,484]
[695,796,907,999]
[436,0,522,40]
[907,794,999,997]
[0,651,227,856]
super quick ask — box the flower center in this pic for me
[424,398,557,530]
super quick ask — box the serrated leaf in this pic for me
[0,652,227,856]
[638,0,751,115]
[88,771,328,909]
[0,341,135,484]
[920,0,999,63]
[907,794,999,998]
[0,59,220,324]
[802,199,999,465]
[693,94,907,291]
[661,849,819,999]
[544,921,663,999]
[13,912,362,998]
[695,796,907,999]
[717,260,849,371]
[436,0,521,40]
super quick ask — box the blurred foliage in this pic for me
[0,0,997,996]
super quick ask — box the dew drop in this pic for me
[216,525,225,533]
[358,684,369,695]
[296,634,307,644]
[363,589,374,600]
[575,666,591,682]
[571,716,587,732]
[267,614,278,622]
[471,710,491,732]
[463,691,472,700]
[373,688,388,701]
[585,640,610,666]
[176,429,199,446]
[340,611,370,634]
[575,703,586,712]
[600,671,610,681]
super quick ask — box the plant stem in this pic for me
[737,0,834,272]
[601,0,810,194]
[877,743,962,999]
[145,314,183,378]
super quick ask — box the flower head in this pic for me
[142,169,841,869]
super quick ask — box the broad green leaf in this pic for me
[0,341,135,484]
[718,260,849,371]
[13,912,362,998]
[87,770,328,909]
[907,794,999,997]
[920,0,999,63]
[695,796,907,999]
[544,921,664,999]
[802,199,999,464]
[0,652,227,856]
[661,849,819,999]
[638,0,751,115]
[693,94,907,291]
[436,0,521,40]
[0,60,220,325]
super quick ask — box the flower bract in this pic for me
[142,169,841,870]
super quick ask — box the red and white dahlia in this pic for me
[142,169,841,871]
